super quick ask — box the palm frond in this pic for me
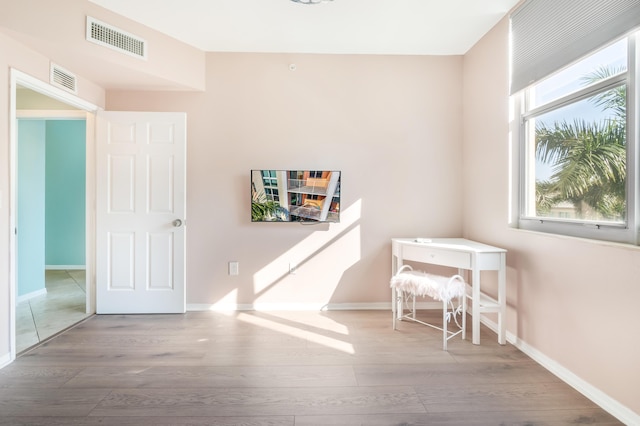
[580,65,626,119]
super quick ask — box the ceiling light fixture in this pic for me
[290,0,333,4]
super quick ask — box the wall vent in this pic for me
[86,16,147,60]
[50,64,78,94]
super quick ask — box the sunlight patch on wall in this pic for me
[253,225,361,307]
[209,288,239,311]
[252,199,362,299]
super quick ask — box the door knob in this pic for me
[172,219,183,227]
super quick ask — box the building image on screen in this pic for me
[251,170,341,223]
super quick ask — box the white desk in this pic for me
[391,238,507,345]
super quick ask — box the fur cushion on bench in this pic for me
[390,266,466,302]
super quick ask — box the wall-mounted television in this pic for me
[251,170,341,223]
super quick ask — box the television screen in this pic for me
[251,170,341,222]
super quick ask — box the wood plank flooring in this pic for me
[0,310,621,425]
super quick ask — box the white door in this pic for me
[96,111,186,314]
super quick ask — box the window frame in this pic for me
[516,33,639,245]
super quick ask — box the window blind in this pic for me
[510,0,640,94]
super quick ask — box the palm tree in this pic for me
[581,65,626,117]
[535,180,563,216]
[534,66,626,221]
[251,190,290,222]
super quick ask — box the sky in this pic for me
[531,38,627,182]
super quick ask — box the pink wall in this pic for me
[0,0,205,91]
[107,52,464,308]
[463,16,640,419]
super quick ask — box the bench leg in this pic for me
[462,291,467,340]
[442,299,448,351]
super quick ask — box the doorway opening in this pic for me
[9,69,98,360]
[15,114,88,353]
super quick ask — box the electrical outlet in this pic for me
[289,262,297,274]
[229,261,239,276]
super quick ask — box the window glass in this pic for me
[525,86,626,223]
[519,34,635,243]
[531,39,627,108]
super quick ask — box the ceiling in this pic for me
[88,0,520,55]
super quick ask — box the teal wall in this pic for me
[17,120,46,297]
[45,120,86,266]
[17,119,86,298]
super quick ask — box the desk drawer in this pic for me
[402,245,472,269]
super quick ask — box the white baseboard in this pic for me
[186,302,441,312]
[479,316,639,425]
[187,302,392,312]
[45,265,85,270]
[17,288,47,304]
[0,352,12,370]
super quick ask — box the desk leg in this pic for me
[391,255,398,329]
[498,253,506,345]
[472,267,481,345]
[392,286,396,329]
[458,268,467,341]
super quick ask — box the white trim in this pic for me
[0,353,11,370]
[45,265,86,270]
[186,302,442,312]
[17,288,47,304]
[9,70,19,363]
[85,112,97,315]
[16,110,87,119]
[12,70,98,112]
[481,316,639,425]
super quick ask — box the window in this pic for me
[265,188,279,202]
[260,170,278,189]
[517,35,638,244]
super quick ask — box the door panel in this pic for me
[96,111,186,314]
[108,155,135,212]
[108,232,134,290]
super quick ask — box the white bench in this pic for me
[390,265,467,350]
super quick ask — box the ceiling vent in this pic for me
[86,16,147,60]
[50,63,78,94]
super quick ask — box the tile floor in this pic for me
[16,270,91,354]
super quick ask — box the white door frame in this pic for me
[9,68,99,362]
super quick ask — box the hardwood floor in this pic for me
[0,310,621,425]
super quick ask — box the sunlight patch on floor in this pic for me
[236,312,355,355]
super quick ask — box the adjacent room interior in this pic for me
[15,91,90,352]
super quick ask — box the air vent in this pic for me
[86,16,147,60]
[50,64,78,94]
